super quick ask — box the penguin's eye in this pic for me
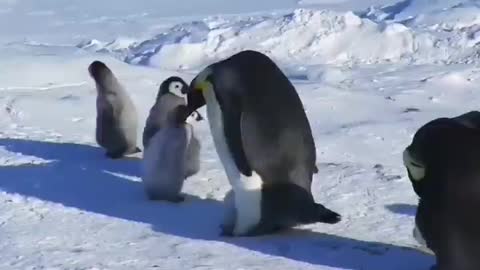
[169,82,184,94]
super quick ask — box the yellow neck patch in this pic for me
[196,81,212,93]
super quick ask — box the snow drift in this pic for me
[78,5,480,70]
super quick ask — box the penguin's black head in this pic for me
[403,117,464,198]
[156,76,204,121]
[88,60,112,81]
[183,67,213,115]
[158,76,189,100]
[409,119,480,268]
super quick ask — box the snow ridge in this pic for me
[78,7,480,70]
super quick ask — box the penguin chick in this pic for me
[142,105,201,202]
[89,60,140,158]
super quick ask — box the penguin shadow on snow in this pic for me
[386,203,417,217]
[0,138,223,235]
[229,229,434,270]
[0,138,433,269]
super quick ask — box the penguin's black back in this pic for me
[452,110,480,129]
[211,50,316,190]
[407,115,480,270]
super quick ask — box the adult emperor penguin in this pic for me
[403,112,480,270]
[88,60,140,158]
[183,50,341,236]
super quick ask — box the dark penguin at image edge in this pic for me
[183,50,341,236]
[403,110,480,270]
[88,60,140,158]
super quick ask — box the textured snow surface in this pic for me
[1,0,479,269]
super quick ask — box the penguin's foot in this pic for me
[105,150,124,159]
[168,195,185,203]
[184,167,200,179]
[222,221,284,237]
[243,222,283,237]
[125,147,141,155]
[147,194,185,203]
[315,203,341,224]
[219,214,236,237]
[219,226,233,237]
[220,190,236,237]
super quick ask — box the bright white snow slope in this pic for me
[1,0,480,269]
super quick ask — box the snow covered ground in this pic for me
[1,0,479,269]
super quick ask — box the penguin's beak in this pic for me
[194,111,204,121]
[182,77,207,117]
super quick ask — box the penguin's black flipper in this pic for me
[223,109,253,176]
[219,224,234,237]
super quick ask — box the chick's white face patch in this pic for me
[168,81,184,97]
[185,111,199,124]
[403,149,425,181]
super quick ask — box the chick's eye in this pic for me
[169,82,184,93]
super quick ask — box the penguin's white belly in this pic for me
[202,88,262,235]
[204,94,240,185]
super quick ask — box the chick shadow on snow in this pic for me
[0,138,434,270]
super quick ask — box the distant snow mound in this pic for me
[361,0,480,23]
[78,7,480,70]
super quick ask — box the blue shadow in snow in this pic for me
[0,138,223,237]
[0,138,434,270]
[386,203,417,217]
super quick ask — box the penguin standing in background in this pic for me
[403,112,480,270]
[88,61,140,159]
[142,104,201,202]
[183,50,341,236]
